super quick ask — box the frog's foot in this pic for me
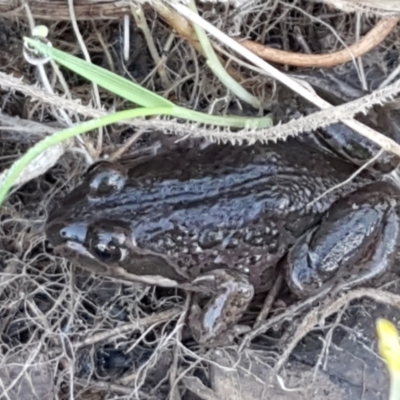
[188,269,254,346]
[285,182,400,297]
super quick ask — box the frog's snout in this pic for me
[45,218,88,249]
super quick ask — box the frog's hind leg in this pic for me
[284,181,400,298]
[188,269,254,346]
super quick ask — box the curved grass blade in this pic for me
[23,37,273,129]
[0,107,181,207]
[24,37,173,108]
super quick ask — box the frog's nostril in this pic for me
[46,221,88,247]
[61,224,87,242]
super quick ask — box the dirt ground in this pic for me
[1,1,400,399]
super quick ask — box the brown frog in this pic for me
[45,137,400,345]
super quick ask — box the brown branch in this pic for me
[0,0,132,20]
[239,16,399,68]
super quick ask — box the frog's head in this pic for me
[45,161,188,286]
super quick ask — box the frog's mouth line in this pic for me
[65,241,95,260]
[61,241,205,292]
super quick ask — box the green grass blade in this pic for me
[0,107,178,207]
[188,0,260,109]
[0,105,273,207]
[24,37,173,108]
[24,37,273,129]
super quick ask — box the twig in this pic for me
[123,14,130,62]
[74,379,152,396]
[307,149,384,207]
[0,112,58,137]
[355,13,368,90]
[380,63,400,89]
[313,308,345,380]
[169,295,191,400]
[131,4,172,89]
[254,274,283,328]
[92,21,115,72]
[149,0,254,88]
[108,128,147,160]
[23,1,73,127]
[73,308,181,349]
[68,0,103,155]
[239,16,399,68]
[0,141,69,189]
[1,340,45,399]
[240,285,334,350]
[323,0,400,16]
[2,69,400,150]
[273,306,344,374]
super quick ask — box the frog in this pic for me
[45,136,400,346]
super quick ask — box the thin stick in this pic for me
[239,285,334,350]
[356,13,368,90]
[23,1,73,127]
[307,149,384,207]
[73,308,181,349]
[254,274,283,328]
[239,16,399,68]
[108,128,147,161]
[131,4,172,89]
[123,14,130,62]
[67,0,103,154]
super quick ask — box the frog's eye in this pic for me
[93,241,121,262]
[85,162,127,199]
[90,232,128,263]
[89,170,126,198]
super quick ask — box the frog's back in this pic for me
[120,138,368,223]
[90,140,369,276]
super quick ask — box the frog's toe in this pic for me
[189,269,254,345]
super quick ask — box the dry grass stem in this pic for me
[254,274,283,328]
[132,4,172,89]
[73,307,181,349]
[67,0,103,155]
[307,149,385,206]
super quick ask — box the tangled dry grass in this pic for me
[2,1,400,399]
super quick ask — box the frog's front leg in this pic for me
[188,269,254,346]
[284,182,400,297]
